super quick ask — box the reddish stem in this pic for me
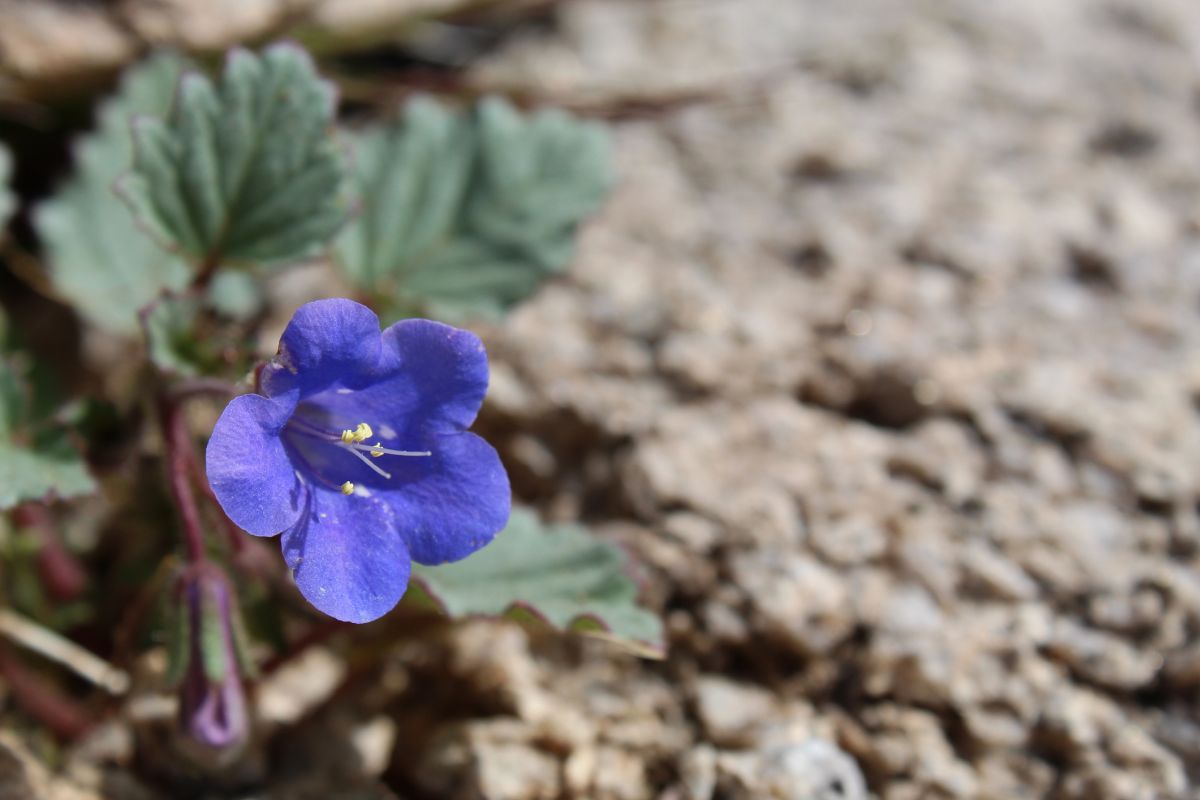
[184,445,245,555]
[192,252,222,290]
[0,645,93,740]
[13,504,88,601]
[159,397,207,563]
[169,377,241,401]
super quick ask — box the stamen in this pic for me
[345,446,393,479]
[287,417,431,486]
[288,417,342,441]
[352,442,431,457]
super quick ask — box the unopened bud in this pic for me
[166,563,255,751]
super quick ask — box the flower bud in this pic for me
[166,563,255,751]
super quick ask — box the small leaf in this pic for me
[333,97,474,289]
[465,97,610,267]
[119,43,350,268]
[34,52,191,334]
[142,293,202,378]
[205,270,262,322]
[142,279,259,377]
[402,239,553,318]
[0,144,14,233]
[412,508,663,657]
[333,95,611,319]
[0,355,95,510]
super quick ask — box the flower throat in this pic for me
[286,418,431,494]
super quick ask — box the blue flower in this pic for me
[205,299,511,623]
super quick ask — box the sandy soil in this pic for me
[455,1,1200,797]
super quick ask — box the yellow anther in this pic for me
[352,422,373,443]
[340,481,355,495]
[340,429,355,444]
[370,443,384,458]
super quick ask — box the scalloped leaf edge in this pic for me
[408,576,665,659]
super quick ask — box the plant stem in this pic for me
[0,644,93,740]
[13,503,87,601]
[184,445,244,555]
[160,397,207,563]
[193,252,222,290]
[168,377,242,401]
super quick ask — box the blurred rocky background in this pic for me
[3,0,1200,798]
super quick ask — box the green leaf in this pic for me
[402,239,553,318]
[34,52,192,334]
[465,97,610,267]
[333,95,611,319]
[0,144,14,233]
[0,354,95,510]
[333,96,474,289]
[412,508,663,658]
[118,43,349,268]
[141,276,260,377]
[205,269,262,321]
[142,293,202,377]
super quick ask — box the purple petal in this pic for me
[379,318,489,433]
[280,490,410,623]
[181,666,248,750]
[382,432,511,565]
[206,393,305,537]
[260,299,383,397]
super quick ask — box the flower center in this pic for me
[286,417,431,494]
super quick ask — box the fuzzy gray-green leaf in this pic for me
[412,508,663,657]
[142,293,201,378]
[0,356,95,510]
[333,95,611,319]
[119,43,349,267]
[333,97,474,288]
[465,97,610,266]
[34,52,191,334]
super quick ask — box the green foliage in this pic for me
[0,352,95,510]
[142,294,204,377]
[0,144,14,233]
[118,43,350,268]
[142,273,263,377]
[333,96,611,319]
[466,98,610,264]
[34,52,192,334]
[204,270,262,322]
[412,508,663,657]
[334,97,473,291]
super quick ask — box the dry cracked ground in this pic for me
[7,0,1200,798]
